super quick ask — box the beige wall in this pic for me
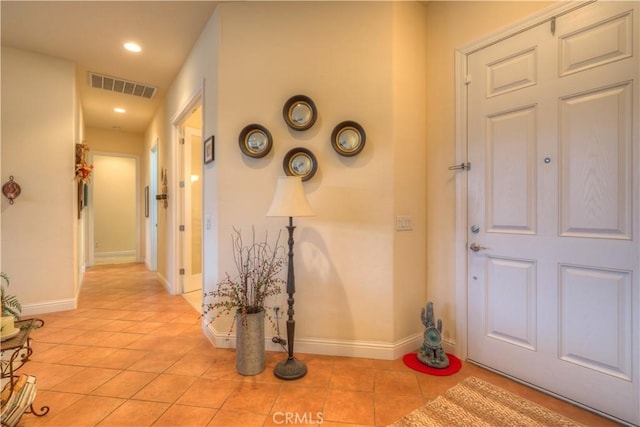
[392,1,428,341]
[85,127,144,264]
[1,47,79,313]
[158,1,428,357]
[144,103,170,285]
[0,0,560,356]
[144,2,430,356]
[149,0,558,358]
[143,7,216,289]
[86,127,144,156]
[424,1,554,346]
[92,155,137,256]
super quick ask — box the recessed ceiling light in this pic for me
[114,107,126,113]
[124,42,142,53]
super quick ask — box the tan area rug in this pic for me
[389,376,583,427]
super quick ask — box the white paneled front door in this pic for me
[466,2,638,424]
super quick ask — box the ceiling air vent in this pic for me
[88,72,157,99]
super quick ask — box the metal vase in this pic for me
[235,309,265,375]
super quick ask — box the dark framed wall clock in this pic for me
[283,147,317,181]
[283,95,317,131]
[238,124,273,158]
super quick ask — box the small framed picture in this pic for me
[204,135,215,164]
[144,186,149,218]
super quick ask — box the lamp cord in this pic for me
[271,306,288,351]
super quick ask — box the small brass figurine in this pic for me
[418,301,449,368]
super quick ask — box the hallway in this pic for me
[18,263,616,426]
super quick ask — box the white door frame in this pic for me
[182,125,203,293]
[149,142,159,271]
[453,1,595,361]
[170,85,203,295]
[88,151,141,267]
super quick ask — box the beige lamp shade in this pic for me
[266,176,315,217]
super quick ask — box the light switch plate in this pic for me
[396,216,413,231]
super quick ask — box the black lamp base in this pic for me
[274,358,307,380]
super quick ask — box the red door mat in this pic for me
[403,353,462,376]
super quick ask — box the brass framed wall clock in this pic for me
[283,95,317,131]
[331,121,365,157]
[239,124,273,158]
[283,147,317,181]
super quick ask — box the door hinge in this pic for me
[180,137,185,145]
[465,74,472,85]
[179,181,185,188]
[179,224,185,231]
[550,17,556,36]
[448,162,471,171]
[179,268,185,275]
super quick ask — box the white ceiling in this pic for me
[1,1,218,133]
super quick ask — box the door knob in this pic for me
[469,242,488,252]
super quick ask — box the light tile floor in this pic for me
[13,263,618,426]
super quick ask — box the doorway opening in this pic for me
[89,153,140,266]
[177,102,203,310]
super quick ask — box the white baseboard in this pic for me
[155,272,171,294]
[442,338,456,356]
[20,299,76,316]
[202,321,426,361]
[94,250,136,265]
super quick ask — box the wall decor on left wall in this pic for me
[2,176,21,205]
[75,142,93,218]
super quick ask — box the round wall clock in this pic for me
[238,124,273,158]
[283,95,317,131]
[331,121,366,157]
[283,147,317,181]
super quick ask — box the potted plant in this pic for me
[203,227,285,375]
[1,273,21,319]
[1,273,22,340]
